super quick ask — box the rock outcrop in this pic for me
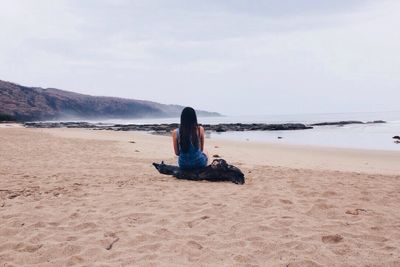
[24,122,313,132]
[310,120,386,126]
[310,121,364,126]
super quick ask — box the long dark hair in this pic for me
[179,107,199,153]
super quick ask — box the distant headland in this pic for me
[0,79,221,122]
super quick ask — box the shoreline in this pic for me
[5,122,400,156]
[22,120,400,151]
[2,123,400,174]
[42,127,400,175]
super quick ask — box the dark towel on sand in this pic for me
[153,159,245,185]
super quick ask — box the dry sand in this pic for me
[1,126,400,266]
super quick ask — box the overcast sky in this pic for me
[1,0,399,116]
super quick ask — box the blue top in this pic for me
[176,128,208,170]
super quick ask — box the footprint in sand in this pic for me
[345,208,367,215]
[186,240,203,250]
[15,243,43,253]
[322,234,343,244]
[73,222,97,231]
[280,199,293,204]
[233,255,252,263]
[322,191,337,197]
[186,216,210,228]
[100,232,120,250]
[137,243,162,253]
[287,260,322,267]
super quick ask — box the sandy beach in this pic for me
[1,125,400,266]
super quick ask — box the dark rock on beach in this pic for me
[24,120,388,134]
[24,122,313,133]
[0,113,16,122]
[310,121,364,126]
[24,122,94,129]
[367,120,386,124]
[311,120,386,126]
[393,136,400,140]
[205,123,312,132]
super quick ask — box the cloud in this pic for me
[0,0,399,115]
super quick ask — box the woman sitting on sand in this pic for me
[172,107,208,170]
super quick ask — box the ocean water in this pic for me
[89,111,400,151]
[210,122,400,151]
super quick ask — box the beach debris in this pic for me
[8,193,19,199]
[322,234,343,244]
[105,237,119,250]
[345,208,367,215]
[103,232,119,250]
[153,159,245,185]
[212,154,220,158]
[214,146,219,148]
[277,136,283,139]
[129,141,136,143]
[135,150,140,152]
[393,136,400,143]
[395,140,400,144]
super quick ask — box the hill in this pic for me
[0,80,220,121]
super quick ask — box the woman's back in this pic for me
[175,127,207,170]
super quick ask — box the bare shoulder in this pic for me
[198,125,205,134]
